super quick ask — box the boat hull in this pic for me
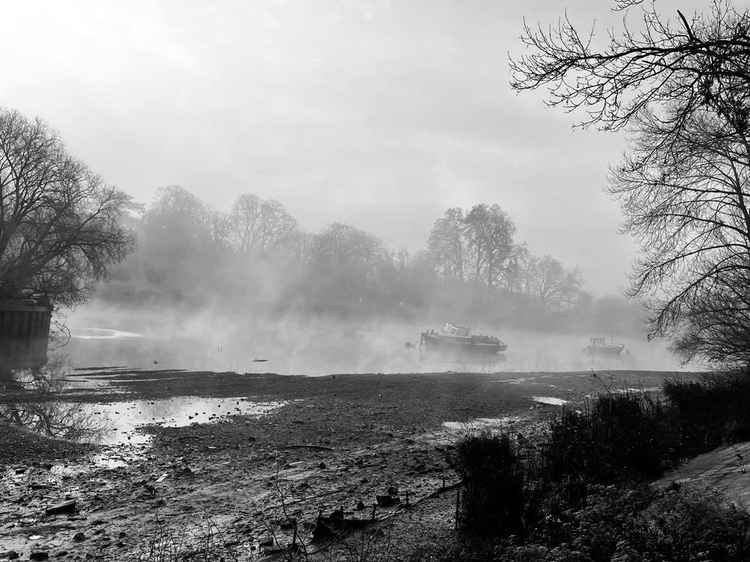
[420,333,507,357]
[583,344,626,358]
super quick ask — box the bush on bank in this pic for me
[447,374,750,561]
[454,432,525,537]
[543,392,679,485]
[664,370,750,458]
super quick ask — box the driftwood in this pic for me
[284,444,334,452]
[45,499,76,516]
[311,507,375,542]
[375,494,399,507]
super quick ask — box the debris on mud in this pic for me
[0,368,692,559]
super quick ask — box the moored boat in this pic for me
[419,323,507,358]
[583,337,626,358]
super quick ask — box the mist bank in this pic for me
[58,185,677,373]
[92,186,648,336]
[61,301,682,375]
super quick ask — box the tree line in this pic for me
[95,185,642,336]
[0,106,645,344]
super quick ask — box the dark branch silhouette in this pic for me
[0,108,134,307]
[510,1,750,366]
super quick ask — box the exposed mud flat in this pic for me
[0,368,697,560]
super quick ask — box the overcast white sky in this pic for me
[0,0,707,295]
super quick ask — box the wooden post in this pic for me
[455,490,460,530]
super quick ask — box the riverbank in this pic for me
[0,369,697,560]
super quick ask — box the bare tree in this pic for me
[0,109,133,307]
[464,204,516,287]
[427,207,466,281]
[510,1,750,365]
[671,268,750,364]
[139,185,223,293]
[502,244,534,294]
[229,193,297,256]
[310,222,386,270]
[427,204,515,287]
[531,256,583,311]
[307,223,389,310]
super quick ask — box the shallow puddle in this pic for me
[75,396,287,444]
[442,416,523,432]
[583,387,662,399]
[70,327,144,340]
[2,396,286,446]
[532,396,568,406]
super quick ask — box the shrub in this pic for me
[632,488,750,561]
[450,384,750,561]
[454,432,525,537]
[542,393,679,485]
[664,372,750,457]
[499,486,750,562]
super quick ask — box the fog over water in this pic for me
[64,303,684,375]
[0,1,713,375]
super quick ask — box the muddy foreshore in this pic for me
[0,369,693,561]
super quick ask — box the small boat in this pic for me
[419,323,507,359]
[583,337,627,358]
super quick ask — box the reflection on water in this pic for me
[63,313,687,375]
[0,365,110,442]
[442,416,523,432]
[2,361,287,446]
[70,327,143,340]
[0,400,106,442]
[68,396,287,445]
[532,396,568,406]
[0,396,286,446]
